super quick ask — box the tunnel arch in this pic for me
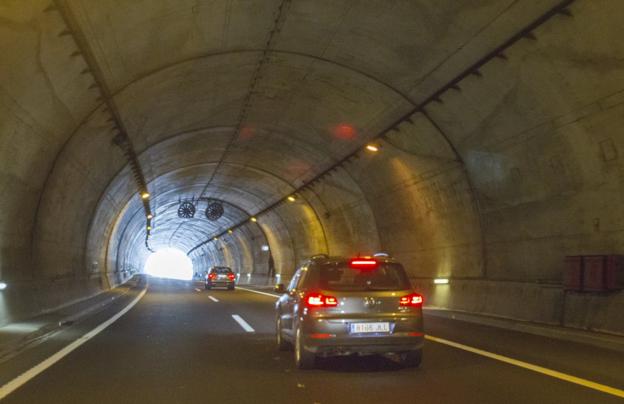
[96,162,335,281]
[1,0,623,335]
[29,31,452,299]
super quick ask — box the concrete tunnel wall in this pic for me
[0,0,623,334]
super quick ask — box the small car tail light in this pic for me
[400,293,424,307]
[209,273,217,280]
[349,258,378,270]
[305,293,338,308]
[227,273,235,280]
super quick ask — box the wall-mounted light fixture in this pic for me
[250,217,257,223]
[141,192,150,199]
[434,278,450,285]
[0,282,7,291]
[261,245,270,252]
[147,214,153,220]
[365,144,380,152]
[287,195,296,202]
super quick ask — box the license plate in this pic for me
[350,322,390,334]
[218,275,226,279]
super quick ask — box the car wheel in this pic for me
[294,325,315,369]
[228,285,235,290]
[400,349,422,368]
[276,315,290,351]
[205,284,211,290]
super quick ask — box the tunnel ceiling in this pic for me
[3,0,624,335]
[4,0,607,287]
[59,0,546,253]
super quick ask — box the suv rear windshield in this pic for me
[312,262,411,291]
[210,267,232,274]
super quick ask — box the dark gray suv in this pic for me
[205,266,236,290]
[275,255,424,369]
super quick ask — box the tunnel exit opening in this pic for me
[144,248,194,281]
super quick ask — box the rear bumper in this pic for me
[301,315,424,355]
[206,280,235,287]
[305,334,424,355]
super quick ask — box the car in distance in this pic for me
[205,266,236,290]
[274,255,424,369]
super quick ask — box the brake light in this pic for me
[349,258,378,270]
[208,273,217,279]
[400,293,423,307]
[305,293,338,308]
[227,273,235,280]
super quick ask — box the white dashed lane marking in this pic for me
[231,314,255,333]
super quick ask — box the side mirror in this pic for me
[274,283,286,293]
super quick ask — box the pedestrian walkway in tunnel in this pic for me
[2,0,624,402]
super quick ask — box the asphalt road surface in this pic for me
[0,277,622,404]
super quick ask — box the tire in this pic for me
[294,325,315,369]
[401,350,422,368]
[276,315,290,351]
[228,285,235,290]
[205,284,212,290]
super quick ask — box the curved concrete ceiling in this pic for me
[2,0,624,334]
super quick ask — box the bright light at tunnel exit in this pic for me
[144,248,194,281]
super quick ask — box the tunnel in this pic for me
[0,1,623,402]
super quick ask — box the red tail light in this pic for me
[305,293,338,308]
[208,273,217,280]
[227,273,235,280]
[349,258,378,270]
[400,293,423,307]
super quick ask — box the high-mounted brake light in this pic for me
[349,258,379,269]
[305,293,338,308]
[400,293,424,307]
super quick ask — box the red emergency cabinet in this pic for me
[583,256,607,292]
[605,255,624,290]
[564,255,624,292]
[563,256,583,291]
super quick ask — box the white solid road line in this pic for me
[208,296,219,302]
[237,286,624,399]
[231,314,255,333]
[236,286,280,298]
[0,287,148,400]
[425,335,624,399]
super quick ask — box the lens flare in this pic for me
[333,123,357,140]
